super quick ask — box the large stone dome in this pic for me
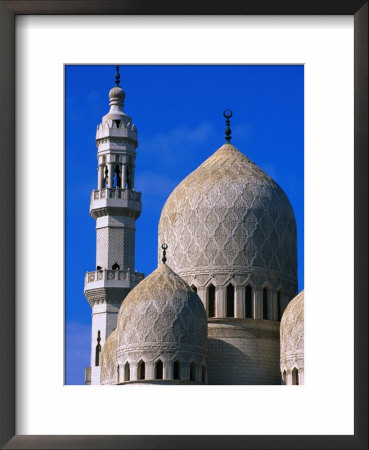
[115,263,208,383]
[158,143,297,292]
[280,290,304,384]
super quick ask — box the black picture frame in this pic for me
[0,1,367,449]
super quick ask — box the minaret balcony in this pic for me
[90,188,142,219]
[84,268,145,292]
[96,123,137,141]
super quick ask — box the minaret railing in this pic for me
[85,268,145,284]
[92,188,141,202]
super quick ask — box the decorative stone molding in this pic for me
[92,188,141,202]
[85,269,145,285]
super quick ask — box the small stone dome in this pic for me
[100,328,118,385]
[109,85,125,106]
[158,143,297,291]
[280,290,304,384]
[117,264,207,348]
[101,85,132,126]
[116,263,208,383]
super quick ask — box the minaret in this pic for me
[84,67,144,385]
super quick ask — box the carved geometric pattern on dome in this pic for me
[158,144,297,290]
[117,265,208,354]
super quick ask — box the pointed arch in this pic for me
[226,283,235,317]
[208,284,215,318]
[155,359,163,380]
[292,367,299,385]
[95,330,101,367]
[282,369,287,385]
[245,285,252,318]
[191,285,197,294]
[277,289,282,321]
[137,360,145,380]
[201,364,206,384]
[124,361,130,382]
[173,360,181,380]
[263,286,269,319]
[190,362,196,382]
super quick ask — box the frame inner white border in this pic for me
[16,15,354,435]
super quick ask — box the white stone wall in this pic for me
[88,302,120,384]
[207,319,281,385]
[96,216,135,270]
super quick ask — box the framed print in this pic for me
[0,1,367,449]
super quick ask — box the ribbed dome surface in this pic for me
[100,328,118,385]
[280,290,304,366]
[117,264,207,350]
[158,144,297,281]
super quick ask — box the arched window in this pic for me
[263,287,269,319]
[191,285,197,294]
[282,370,287,385]
[114,163,121,188]
[292,367,299,385]
[190,362,196,382]
[95,330,101,366]
[226,284,235,317]
[208,284,215,318]
[138,360,145,380]
[124,362,130,382]
[277,290,282,321]
[245,285,252,318]
[112,262,120,270]
[104,165,109,188]
[155,360,163,380]
[117,364,120,383]
[201,364,206,384]
[173,360,181,380]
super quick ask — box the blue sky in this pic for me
[65,65,304,385]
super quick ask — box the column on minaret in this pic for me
[121,155,129,189]
[107,160,114,189]
[97,163,103,189]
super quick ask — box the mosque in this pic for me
[83,67,304,386]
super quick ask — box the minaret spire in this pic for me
[115,65,120,86]
[223,109,232,143]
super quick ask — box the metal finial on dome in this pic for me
[223,109,232,143]
[115,65,120,86]
[161,243,168,264]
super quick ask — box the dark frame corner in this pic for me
[0,1,367,449]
